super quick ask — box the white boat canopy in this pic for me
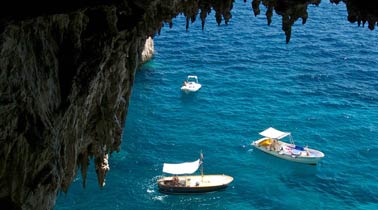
[259,127,291,139]
[162,159,200,175]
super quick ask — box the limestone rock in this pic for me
[0,1,377,210]
[140,37,155,65]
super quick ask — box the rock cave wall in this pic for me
[0,0,377,210]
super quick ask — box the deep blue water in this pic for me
[55,2,378,210]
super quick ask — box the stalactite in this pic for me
[95,153,109,187]
[79,151,89,188]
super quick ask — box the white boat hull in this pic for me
[157,174,233,194]
[252,138,324,165]
[181,82,202,93]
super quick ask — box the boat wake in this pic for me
[152,195,167,201]
[147,175,167,202]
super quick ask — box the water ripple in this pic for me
[56,2,378,210]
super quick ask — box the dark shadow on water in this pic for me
[180,91,199,103]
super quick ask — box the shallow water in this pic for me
[55,2,378,210]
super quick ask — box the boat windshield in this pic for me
[187,76,198,83]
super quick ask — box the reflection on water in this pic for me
[180,91,199,103]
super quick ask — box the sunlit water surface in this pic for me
[56,2,378,210]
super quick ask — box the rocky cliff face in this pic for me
[0,0,377,210]
[0,1,235,209]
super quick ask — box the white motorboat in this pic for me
[181,75,202,93]
[157,153,233,194]
[251,127,325,165]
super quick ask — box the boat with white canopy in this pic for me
[157,153,233,194]
[181,75,202,93]
[251,127,325,165]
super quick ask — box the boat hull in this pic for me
[157,175,233,194]
[181,83,202,93]
[252,138,324,165]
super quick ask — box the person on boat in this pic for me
[275,140,281,151]
[269,139,278,151]
[267,139,273,151]
[172,176,179,185]
[182,81,188,86]
[304,148,310,156]
[300,151,310,156]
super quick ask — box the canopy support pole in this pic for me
[200,151,204,181]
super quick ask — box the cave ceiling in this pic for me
[0,0,377,43]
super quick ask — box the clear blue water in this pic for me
[55,2,378,210]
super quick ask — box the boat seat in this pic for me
[258,138,272,146]
[294,145,305,151]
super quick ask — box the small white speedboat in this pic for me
[181,75,202,93]
[251,127,325,165]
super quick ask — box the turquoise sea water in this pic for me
[55,2,378,210]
